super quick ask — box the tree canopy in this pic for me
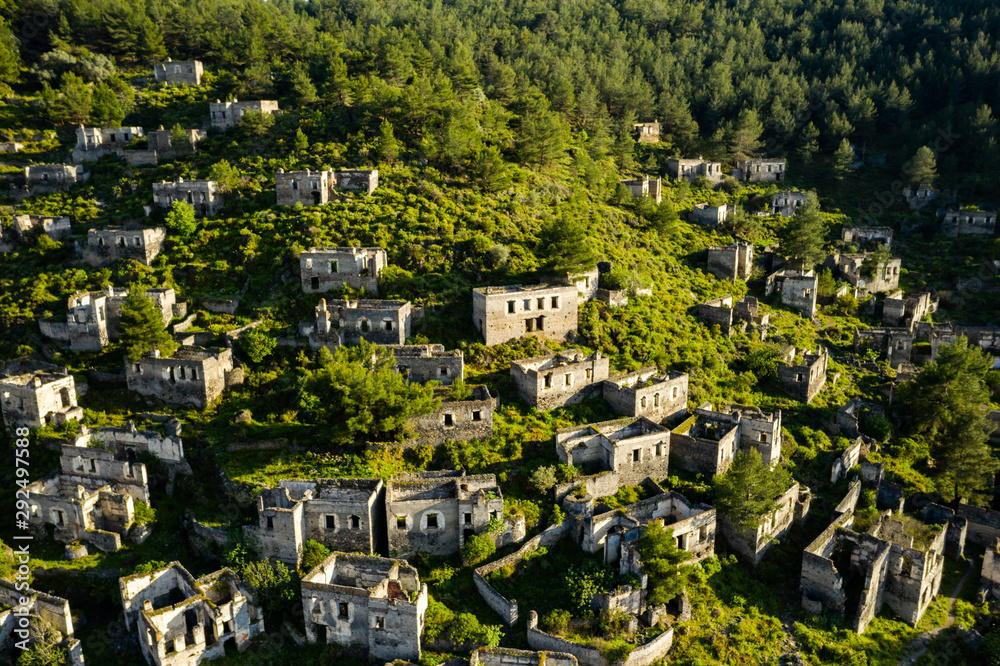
[713,449,793,533]
[118,288,176,362]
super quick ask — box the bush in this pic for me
[301,540,331,572]
[462,533,496,566]
[423,601,455,640]
[530,465,558,493]
[133,501,156,525]
[542,608,572,633]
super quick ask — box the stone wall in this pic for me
[707,242,753,282]
[300,247,385,295]
[830,437,864,484]
[209,99,280,129]
[778,350,827,403]
[152,179,223,216]
[125,347,235,408]
[473,284,579,346]
[470,647,579,666]
[83,227,166,267]
[511,350,610,410]
[602,369,688,422]
[405,385,496,447]
[388,345,463,385]
[154,60,203,85]
[956,504,1000,547]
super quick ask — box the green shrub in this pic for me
[301,540,331,572]
[462,534,496,566]
[542,608,572,633]
[423,601,455,641]
[133,501,156,526]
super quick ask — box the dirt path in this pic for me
[898,557,977,665]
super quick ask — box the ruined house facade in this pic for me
[209,99,280,129]
[126,347,241,408]
[854,327,914,369]
[602,368,689,422]
[633,121,660,143]
[670,404,783,476]
[119,563,264,666]
[83,227,166,266]
[778,348,828,403]
[737,158,786,182]
[473,284,579,346]
[835,252,901,294]
[510,350,610,410]
[124,128,207,165]
[620,176,662,203]
[153,59,204,85]
[277,168,380,199]
[301,552,427,662]
[556,417,671,487]
[23,164,88,196]
[72,126,143,162]
[303,298,412,348]
[386,471,504,557]
[153,178,223,216]
[246,479,385,566]
[719,481,810,564]
[842,227,893,248]
[0,581,84,665]
[0,361,83,429]
[766,269,817,318]
[707,242,753,281]
[299,246,386,294]
[690,203,728,226]
[772,191,810,217]
[406,385,497,448]
[667,158,723,183]
[883,291,936,329]
[39,286,177,352]
[941,208,996,237]
[13,214,72,240]
[695,295,770,339]
[389,344,463,385]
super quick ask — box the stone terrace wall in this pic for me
[471,647,579,666]
[474,522,569,625]
[957,504,1000,547]
[527,611,607,666]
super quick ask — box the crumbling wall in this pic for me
[473,284,579,346]
[470,647,579,666]
[404,386,496,448]
[389,345,463,385]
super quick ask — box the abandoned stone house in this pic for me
[388,344,463,385]
[26,440,150,552]
[124,127,207,165]
[23,164,88,196]
[667,157,723,183]
[941,208,996,237]
[719,481,810,565]
[246,479,385,566]
[620,176,662,203]
[302,298,412,348]
[332,169,380,194]
[778,347,828,403]
[633,121,660,143]
[854,327,914,369]
[0,361,83,429]
[406,384,497,448]
[39,286,177,352]
[13,214,71,241]
[695,295,770,339]
[126,346,242,408]
[601,368,689,422]
[83,226,167,266]
[153,59,204,85]
[842,226,893,248]
[209,99,280,129]
[737,158,786,183]
[801,510,947,634]
[510,349,610,410]
[707,241,753,281]
[72,125,143,162]
[74,419,189,474]
[903,185,938,210]
[119,562,264,666]
[385,470,505,557]
[765,269,818,318]
[883,290,937,330]
[772,190,810,217]
[690,202,728,226]
[0,581,84,666]
[556,417,671,488]
[299,246,386,294]
[300,552,427,662]
[832,252,902,294]
[469,647,579,666]
[153,178,223,216]
[670,403,783,476]
[473,283,579,347]
[276,168,380,202]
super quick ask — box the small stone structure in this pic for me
[800,511,947,634]
[302,298,411,348]
[74,419,189,474]
[718,481,810,565]
[299,246,386,294]
[601,368,688,422]
[941,208,996,237]
[277,168,379,204]
[0,361,83,429]
[633,121,659,143]
[527,609,673,666]
[557,417,671,487]
[883,291,937,329]
[670,403,782,475]
[405,385,497,448]
[833,252,901,295]
[771,190,810,217]
[153,178,223,216]
[510,349,610,410]
[982,539,1000,598]
[13,214,71,241]
[385,470,505,557]
[694,295,770,338]
[209,99,280,129]
[23,164,88,196]
[842,226,893,248]
[471,647,579,666]
[300,552,427,662]
[124,127,207,165]
[119,562,264,666]
[667,157,723,183]
[690,203,728,226]
[125,347,242,408]
[620,177,662,204]
[0,581,84,665]
[903,185,937,210]
[830,436,865,483]
[39,286,177,351]
[778,347,828,403]
[473,283,579,346]
[83,226,166,266]
[246,479,385,566]
[72,125,143,162]
[388,344,463,385]
[153,59,204,85]
[736,158,786,183]
[854,327,913,369]
[765,269,817,317]
[707,241,753,281]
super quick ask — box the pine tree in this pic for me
[637,521,693,606]
[45,72,92,125]
[904,145,937,187]
[90,81,124,126]
[831,138,854,181]
[780,194,827,269]
[728,109,764,164]
[169,124,194,156]
[797,122,820,163]
[288,62,318,106]
[0,18,19,87]
[713,450,792,532]
[294,127,309,152]
[119,289,177,362]
[165,201,197,236]
[536,215,597,274]
[518,98,570,171]
[469,145,511,193]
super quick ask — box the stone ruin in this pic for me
[853,327,914,369]
[842,226,893,248]
[12,214,71,241]
[473,283,580,347]
[695,295,770,339]
[883,290,937,330]
[470,647,579,666]
[556,417,671,489]
[20,164,88,198]
[153,178,223,216]
[299,246,386,294]
[119,562,264,666]
[718,481,810,565]
[404,384,497,448]
[300,552,427,662]
[707,241,753,282]
[736,158,786,183]
[771,190,809,217]
[667,157,723,184]
[830,251,901,295]
[670,403,783,475]
[689,202,727,226]
[620,176,662,203]
[72,125,143,162]
[778,347,828,403]
[765,269,817,318]
[84,226,166,267]
[941,208,996,238]
[0,580,84,665]
[301,298,412,349]
[125,346,242,408]
[153,59,204,85]
[124,127,207,166]
[903,185,937,210]
[510,349,610,410]
[72,418,191,489]
[0,360,83,429]
[601,367,689,422]
[275,168,379,203]
[388,344,463,385]
[209,99,280,130]
[633,121,659,143]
